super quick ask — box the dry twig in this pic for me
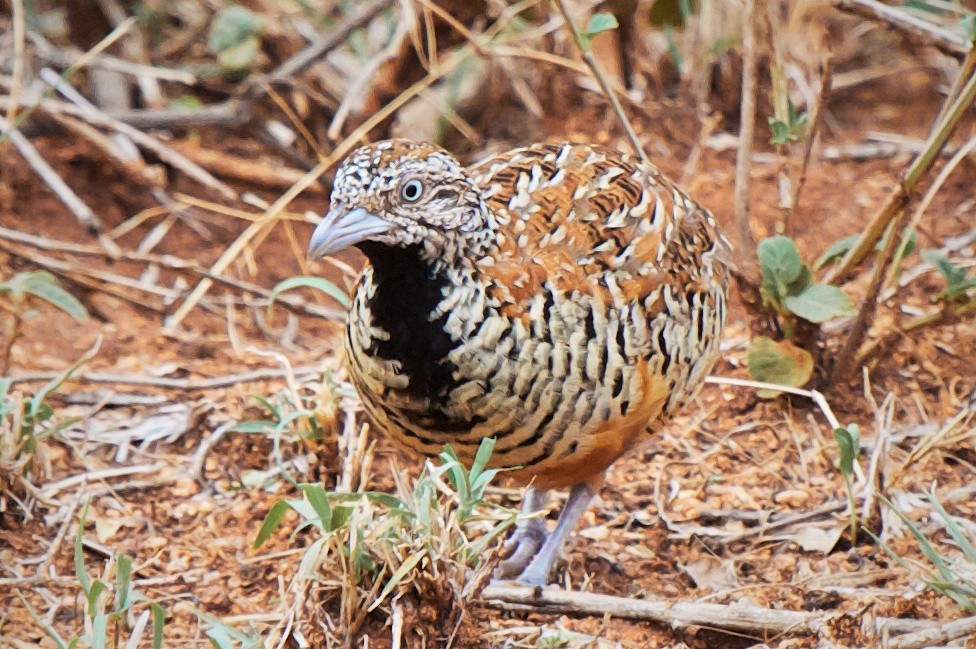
[480,585,931,637]
[732,0,761,285]
[833,0,969,57]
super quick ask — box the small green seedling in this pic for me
[747,237,855,391]
[22,501,165,648]
[769,98,809,146]
[833,424,861,540]
[920,249,976,303]
[575,12,618,50]
[868,490,976,612]
[207,5,265,74]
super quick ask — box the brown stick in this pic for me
[732,0,761,286]
[553,0,649,166]
[261,0,395,84]
[823,58,976,285]
[833,0,968,58]
[480,585,932,637]
[168,142,325,191]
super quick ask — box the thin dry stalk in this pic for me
[824,59,976,285]
[480,585,932,636]
[2,16,137,136]
[0,114,111,246]
[28,32,196,84]
[262,0,396,85]
[553,0,649,165]
[833,0,968,57]
[883,132,976,292]
[733,0,761,285]
[13,95,236,201]
[94,0,162,107]
[9,0,26,123]
[826,64,976,382]
[790,55,834,226]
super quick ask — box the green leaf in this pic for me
[269,276,351,310]
[217,36,261,72]
[230,419,276,434]
[925,490,976,565]
[74,500,92,596]
[3,271,88,321]
[253,499,290,548]
[746,336,814,396]
[921,249,976,301]
[299,483,333,531]
[577,12,618,50]
[114,553,133,612]
[814,234,858,269]
[368,549,425,611]
[89,612,109,649]
[757,236,805,299]
[23,275,88,322]
[832,424,860,477]
[207,5,264,53]
[962,13,976,44]
[768,119,793,146]
[783,284,856,323]
[19,594,70,649]
[86,579,107,618]
[150,602,166,649]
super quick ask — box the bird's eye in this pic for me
[400,179,424,203]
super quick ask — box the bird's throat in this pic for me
[355,242,463,402]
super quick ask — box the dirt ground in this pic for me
[2,5,976,648]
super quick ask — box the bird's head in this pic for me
[307,139,493,267]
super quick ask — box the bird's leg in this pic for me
[513,482,597,586]
[493,486,548,580]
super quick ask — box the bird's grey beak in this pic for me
[307,207,393,260]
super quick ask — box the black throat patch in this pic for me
[356,242,460,402]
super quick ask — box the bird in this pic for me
[307,138,731,586]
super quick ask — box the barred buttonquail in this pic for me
[308,139,731,585]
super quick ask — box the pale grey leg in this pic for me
[493,486,548,580]
[514,483,596,586]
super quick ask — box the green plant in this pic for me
[195,611,264,649]
[747,237,855,390]
[254,437,516,645]
[833,423,861,540]
[769,98,809,146]
[869,490,976,612]
[920,250,976,304]
[1,270,88,372]
[207,5,265,75]
[1,346,92,506]
[20,501,165,648]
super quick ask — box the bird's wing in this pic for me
[468,142,730,318]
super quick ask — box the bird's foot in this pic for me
[492,522,547,582]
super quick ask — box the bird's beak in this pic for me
[307,207,393,260]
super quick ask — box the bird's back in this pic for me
[346,142,730,490]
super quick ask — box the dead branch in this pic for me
[27,31,196,84]
[8,365,321,390]
[94,0,162,107]
[833,0,969,58]
[0,227,345,320]
[106,100,250,130]
[553,0,649,166]
[732,0,761,286]
[0,95,238,201]
[261,0,395,85]
[826,62,976,383]
[887,613,976,649]
[0,114,116,252]
[479,585,932,637]
[169,141,325,191]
